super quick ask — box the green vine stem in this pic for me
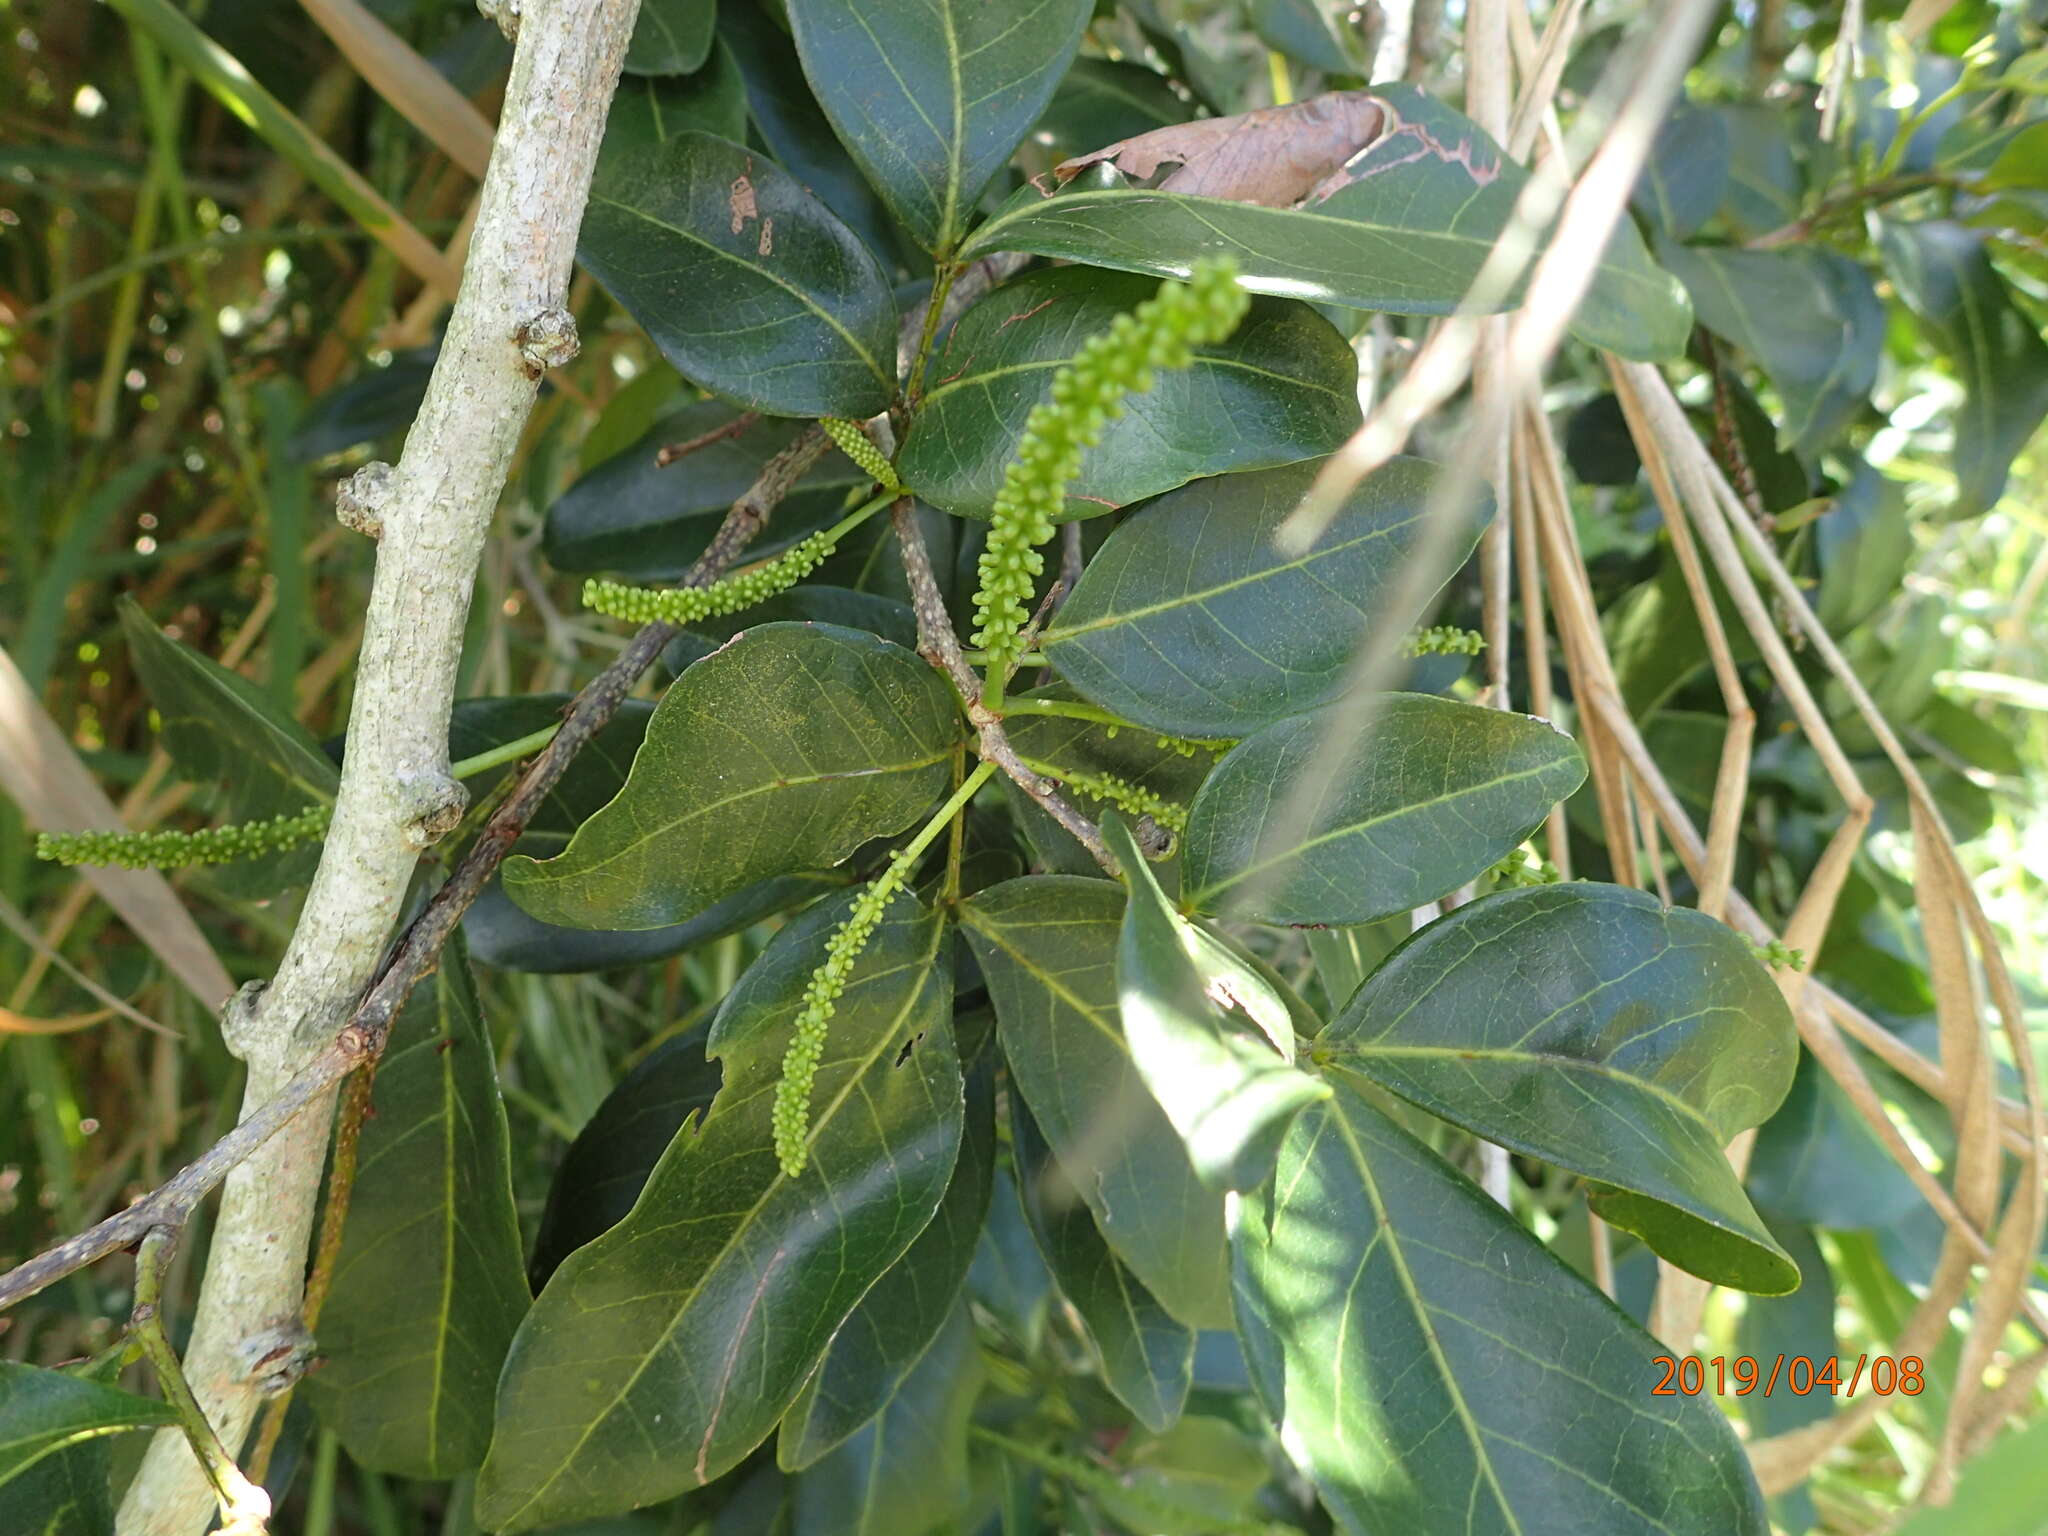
[772,759,998,1177]
[972,261,1250,709]
[130,1229,274,1535]
[581,493,891,626]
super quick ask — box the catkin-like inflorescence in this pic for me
[1406,624,1487,656]
[971,261,1249,684]
[770,848,925,1178]
[582,528,841,626]
[819,417,902,492]
[37,805,332,870]
[1028,761,1188,834]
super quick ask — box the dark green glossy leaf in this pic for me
[528,1024,725,1288]
[0,1363,174,1535]
[307,941,530,1477]
[1746,1052,1926,1231]
[777,1050,994,1470]
[1248,0,1359,74]
[1041,457,1484,739]
[583,132,897,418]
[118,595,337,897]
[1632,101,1728,242]
[625,0,715,76]
[719,1,903,266]
[1877,219,2048,517]
[959,876,1231,1328]
[466,869,842,975]
[1712,105,1803,240]
[967,1168,1054,1351]
[1232,1077,1771,1536]
[287,345,434,462]
[503,625,960,930]
[1816,459,1913,635]
[1659,243,1882,455]
[898,267,1359,520]
[541,404,862,575]
[1324,883,1801,1292]
[1105,815,1327,1190]
[788,1301,981,1536]
[476,896,962,1530]
[963,86,1691,361]
[1027,58,1191,176]
[1012,1097,1194,1432]
[445,696,653,847]
[784,0,1092,253]
[1180,694,1586,925]
[607,39,748,148]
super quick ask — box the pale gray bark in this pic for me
[116,2,640,1528]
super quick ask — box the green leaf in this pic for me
[1041,457,1484,739]
[783,0,1093,254]
[1012,1097,1195,1432]
[527,1024,725,1288]
[117,595,338,897]
[1711,105,1803,240]
[306,940,530,1477]
[607,38,749,148]
[1028,57,1191,174]
[1322,883,1801,1293]
[1877,219,2048,517]
[962,86,1691,361]
[719,1,903,266]
[788,1301,982,1536]
[541,404,862,576]
[1232,1078,1771,1536]
[1816,459,1913,635]
[1632,101,1728,242]
[1658,243,1882,455]
[625,0,715,76]
[1180,694,1587,925]
[1090,1415,1275,1536]
[958,876,1231,1328]
[0,1363,174,1535]
[466,869,844,975]
[1104,815,1328,1190]
[503,624,960,931]
[777,1048,994,1470]
[898,267,1359,520]
[476,895,962,1531]
[582,132,898,419]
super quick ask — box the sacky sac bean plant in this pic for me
[5,1,2046,1534]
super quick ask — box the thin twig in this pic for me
[0,442,804,1316]
[889,501,1117,875]
[656,411,759,467]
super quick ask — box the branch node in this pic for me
[218,980,268,1063]
[235,1320,317,1397]
[399,773,470,848]
[335,461,396,540]
[477,0,520,40]
[516,306,580,374]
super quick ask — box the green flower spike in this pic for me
[37,805,332,870]
[971,261,1249,704]
[819,417,902,493]
[1407,624,1487,656]
[581,497,887,626]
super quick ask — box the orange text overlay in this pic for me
[1652,1355,1925,1398]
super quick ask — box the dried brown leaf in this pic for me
[1053,89,1390,208]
